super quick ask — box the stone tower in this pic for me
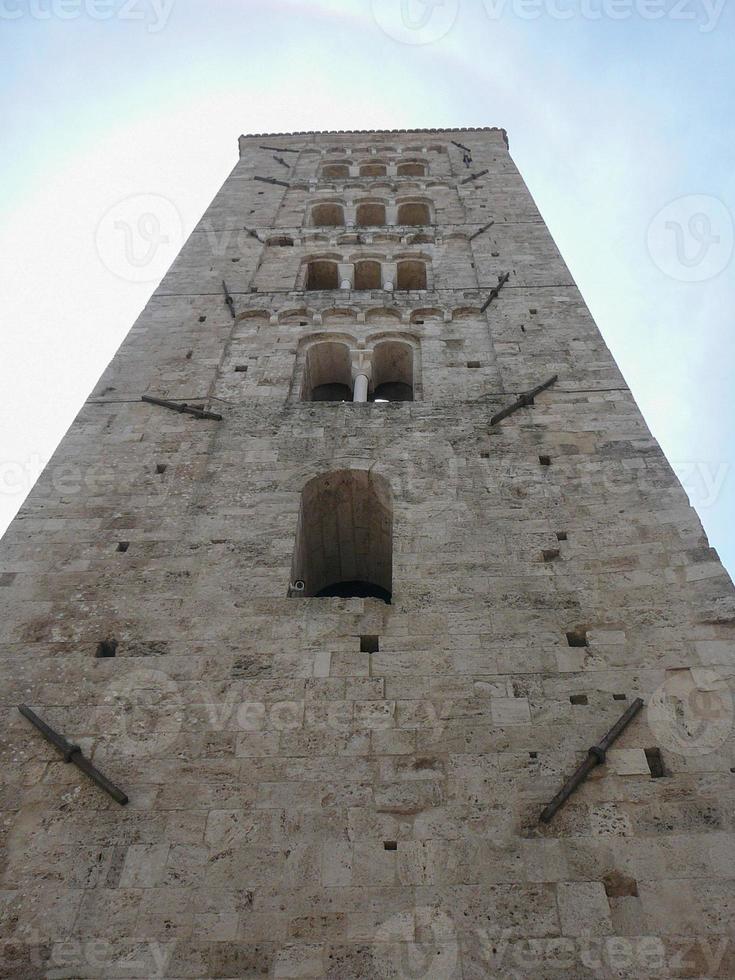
[1,128,734,979]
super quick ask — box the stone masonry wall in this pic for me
[0,128,734,979]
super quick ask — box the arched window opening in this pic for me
[321,163,350,179]
[356,202,386,227]
[292,470,393,602]
[396,260,427,291]
[306,260,339,291]
[397,162,427,177]
[311,203,345,227]
[371,341,414,402]
[397,202,431,226]
[354,260,382,291]
[360,163,387,177]
[302,342,353,401]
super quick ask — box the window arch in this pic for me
[396,260,427,291]
[354,260,382,290]
[306,260,339,291]
[397,201,431,226]
[356,201,387,227]
[321,162,350,179]
[291,470,393,602]
[360,162,387,177]
[371,341,414,402]
[266,235,295,246]
[311,202,345,227]
[397,161,427,177]
[302,342,353,401]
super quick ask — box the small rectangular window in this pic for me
[645,747,666,778]
[96,639,118,659]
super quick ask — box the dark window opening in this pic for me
[570,694,588,705]
[302,342,353,402]
[613,693,627,701]
[396,260,427,291]
[291,470,393,604]
[360,635,380,653]
[370,341,414,403]
[116,541,130,553]
[539,455,552,466]
[360,163,387,177]
[235,365,248,373]
[645,747,667,778]
[321,163,349,179]
[315,580,392,603]
[354,260,382,291]
[372,382,413,403]
[156,463,168,474]
[356,202,386,227]
[556,531,568,541]
[397,162,426,176]
[398,202,431,226]
[306,260,339,291]
[311,203,345,227]
[566,629,588,648]
[311,383,352,402]
[542,549,560,562]
[96,639,118,659]
[383,841,398,851]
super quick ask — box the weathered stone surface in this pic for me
[1,127,734,977]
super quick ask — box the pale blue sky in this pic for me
[1,0,733,573]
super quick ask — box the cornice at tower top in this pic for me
[239,126,509,148]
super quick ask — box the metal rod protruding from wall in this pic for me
[18,705,129,806]
[539,698,644,823]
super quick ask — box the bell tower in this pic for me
[1,128,734,978]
